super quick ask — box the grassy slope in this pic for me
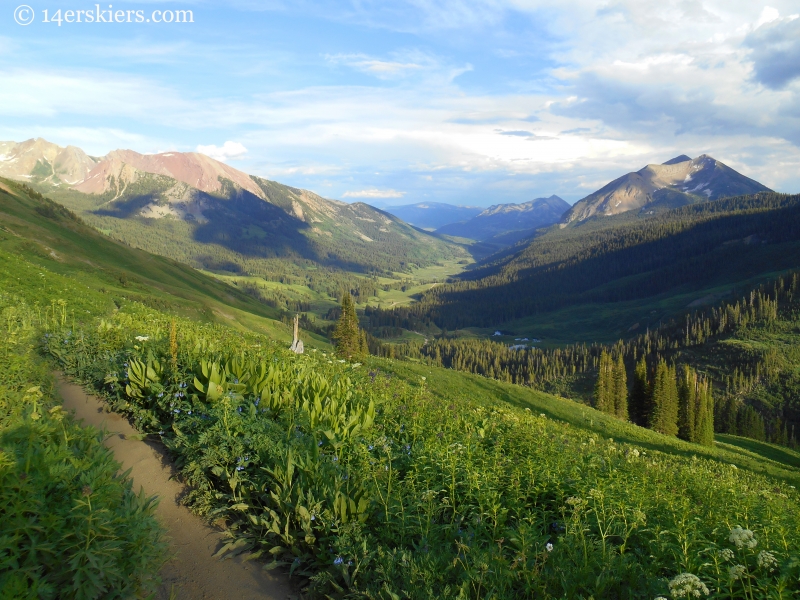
[378,358,800,485]
[0,179,327,347]
[5,178,800,483]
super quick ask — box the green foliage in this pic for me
[332,293,366,361]
[0,295,166,599]
[650,360,679,436]
[39,298,800,598]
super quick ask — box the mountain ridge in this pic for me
[436,194,569,243]
[1,137,467,277]
[562,154,771,225]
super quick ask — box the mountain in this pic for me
[0,138,98,186]
[374,192,800,341]
[562,154,771,225]
[436,195,569,242]
[1,138,466,279]
[382,202,483,231]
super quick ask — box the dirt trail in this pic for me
[57,376,296,600]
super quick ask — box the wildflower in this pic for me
[757,550,778,572]
[719,549,734,562]
[135,335,149,342]
[333,557,343,565]
[667,573,709,598]
[729,527,757,549]
[728,564,746,581]
[545,543,554,552]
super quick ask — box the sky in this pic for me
[1,0,799,206]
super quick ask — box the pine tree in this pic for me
[695,378,715,446]
[594,351,614,415]
[650,359,679,436]
[677,365,697,442]
[629,356,650,426]
[332,293,364,360]
[613,353,628,420]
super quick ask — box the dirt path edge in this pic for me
[56,374,296,600]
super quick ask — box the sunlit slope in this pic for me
[0,178,316,344]
[379,358,800,485]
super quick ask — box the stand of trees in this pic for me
[377,272,800,449]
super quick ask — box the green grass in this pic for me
[379,359,800,485]
[4,177,800,598]
[0,179,310,345]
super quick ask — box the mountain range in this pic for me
[562,154,771,225]
[381,202,483,231]
[0,138,465,276]
[436,195,570,243]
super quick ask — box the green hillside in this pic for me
[3,175,800,598]
[372,193,800,340]
[34,174,468,301]
[0,178,324,345]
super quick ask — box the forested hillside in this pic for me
[377,193,800,330]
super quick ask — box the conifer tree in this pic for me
[695,378,715,446]
[678,365,697,442]
[332,293,364,360]
[594,351,614,415]
[613,353,628,420]
[629,356,650,426]
[650,359,679,436]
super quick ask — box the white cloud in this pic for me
[196,141,248,162]
[343,188,406,198]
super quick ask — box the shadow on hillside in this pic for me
[94,194,159,218]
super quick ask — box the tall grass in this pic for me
[0,294,167,599]
[48,301,800,598]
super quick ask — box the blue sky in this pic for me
[2,1,799,206]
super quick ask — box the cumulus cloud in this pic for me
[343,188,406,198]
[196,141,248,162]
[745,13,800,89]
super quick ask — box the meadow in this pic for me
[4,181,800,598]
[43,295,800,598]
[0,289,166,598]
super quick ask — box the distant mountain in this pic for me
[382,202,483,231]
[436,195,569,242]
[1,138,466,276]
[0,138,98,186]
[562,154,771,225]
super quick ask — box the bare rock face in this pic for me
[0,138,98,185]
[75,149,264,198]
[562,155,771,225]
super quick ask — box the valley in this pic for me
[3,144,800,599]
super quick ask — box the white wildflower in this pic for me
[757,550,778,572]
[719,548,734,562]
[135,335,149,342]
[545,543,553,552]
[668,573,709,598]
[728,564,746,581]
[729,527,757,549]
